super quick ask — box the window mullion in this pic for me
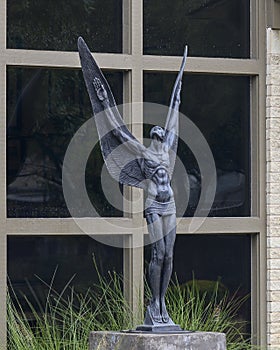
[122,0,145,323]
[0,0,6,51]
[0,231,6,348]
[175,217,262,235]
[4,50,132,70]
[0,0,7,345]
[142,55,261,75]
[123,0,131,54]
[131,0,143,56]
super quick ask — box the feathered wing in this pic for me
[164,46,188,178]
[78,37,146,188]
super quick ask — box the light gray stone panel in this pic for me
[89,331,226,350]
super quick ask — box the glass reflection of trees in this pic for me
[144,73,250,217]
[8,235,123,312]
[7,0,122,52]
[7,67,123,217]
[144,0,250,58]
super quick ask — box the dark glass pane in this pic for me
[7,67,123,217]
[8,235,123,312]
[144,0,250,58]
[145,234,251,332]
[7,0,122,52]
[144,73,250,217]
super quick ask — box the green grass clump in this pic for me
[7,269,134,350]
[8,265,257,350]
[165,278,255,350]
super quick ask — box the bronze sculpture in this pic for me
[78,37,187,331]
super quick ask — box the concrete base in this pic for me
[89,330,226,350]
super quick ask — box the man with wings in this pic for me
[78,37,187,328]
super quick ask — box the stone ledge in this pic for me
[89,330,226,350]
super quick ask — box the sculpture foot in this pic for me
[149,302,162,323]
[139,305,182,332]
[161,300,170,323]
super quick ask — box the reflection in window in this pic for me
[7,67,123,217]
[144,0,250,58]
[7,0,122,52]
[8,235,123,313]
[145,234,251,333]
[144,73,250,217]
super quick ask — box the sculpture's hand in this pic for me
[93,77,108,102]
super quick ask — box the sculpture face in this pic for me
[150,125,165,141]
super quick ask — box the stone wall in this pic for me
[267,28,280,348]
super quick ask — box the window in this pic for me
[144,0,250,58]
[144,73,251,217]
[8,235,123,311]
[7,67,123,217]
[7,0,123,52]
[1,0,266,347]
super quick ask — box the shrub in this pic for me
[7,264,258,350]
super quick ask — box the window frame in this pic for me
[0,0,266,347]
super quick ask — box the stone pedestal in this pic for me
[89,330,226,350]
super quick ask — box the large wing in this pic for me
[164,46,188,178]
[78,37,146,188]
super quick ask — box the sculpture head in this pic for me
[150,126,165,141]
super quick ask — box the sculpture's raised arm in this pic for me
[92,77,146,157]
[164,46,188,150]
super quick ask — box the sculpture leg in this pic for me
[160,214,176,323]
[146,213,165,323]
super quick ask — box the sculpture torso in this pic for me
[143,146,174,203]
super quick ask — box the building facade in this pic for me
[267,27,280,347]
[1,0,280,348]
